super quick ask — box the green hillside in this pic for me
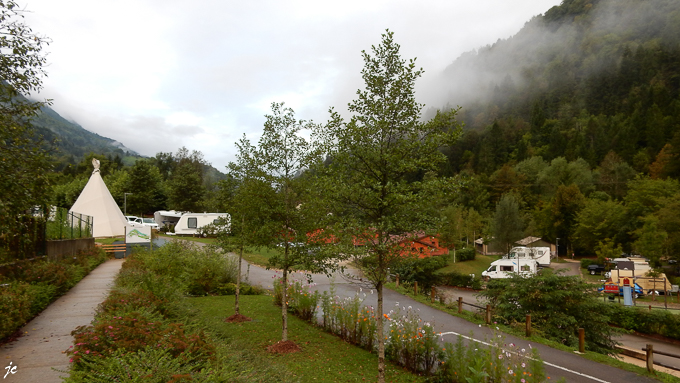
[29,103,140,163]
[433,0,680,176]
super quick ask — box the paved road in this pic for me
[240,258,667,382]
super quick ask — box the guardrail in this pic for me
[639,344,680,373]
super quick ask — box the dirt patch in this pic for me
[224,313,252,323]
[267,340,301,354]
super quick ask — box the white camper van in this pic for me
[153,210,184,229]
[505,246,551,266]
[482,258,538,280]
[173,213,230,236]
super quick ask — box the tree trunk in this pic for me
[377,280,385,383]
[282,266,288,342]
[235,243,242,315]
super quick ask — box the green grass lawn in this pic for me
[241,246,279,267]
[436,253,497,276]
[186,295,427,383]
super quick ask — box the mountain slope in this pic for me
[431,0,680,176]
[30,103,139,162]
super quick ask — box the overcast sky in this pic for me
[24,0,561,170]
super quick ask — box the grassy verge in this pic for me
[436,253,496,276]
[185,294,427,383]
[384,282,675,383]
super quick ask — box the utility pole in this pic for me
[124,193,133,216]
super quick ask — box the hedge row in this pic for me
[0,247,108,340]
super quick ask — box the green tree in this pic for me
[125,160,166,215]
[314,30,461,383]
[166,147,207,212]
[491,193,525,254]
[215,175,274,317]
[549,184,586,255]
[0,0,52,247]
[574,198,627,252]
[479,270,619,353]
[633,216,668,267]
[596,151,636,200]
[229,102,319,342]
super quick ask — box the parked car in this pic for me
[141,217,159,229]
[125,215,143,226]
[587,264,606,275]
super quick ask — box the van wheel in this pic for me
[590,270,596,275]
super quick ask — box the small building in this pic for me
[397,233,449,258]
[474,238,505,256]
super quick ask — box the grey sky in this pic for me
[24,0,561,170]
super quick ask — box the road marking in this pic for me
[439,331,610,383]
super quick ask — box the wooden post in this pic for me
[579,328,585,353]
[649,305,652,312]
[396,274,399,288]
[431,286,435,303]
[664,278,667,309]
[526,314,531,337]
[458,297,463,314]
[646,344,654,373]
[485,304,491,325]
[414,281,418,296]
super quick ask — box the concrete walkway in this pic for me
[0,258,124,382]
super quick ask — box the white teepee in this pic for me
[70,159,129,237]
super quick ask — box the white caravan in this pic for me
[482,258,539,279]
[505,246,551,266]
[153,210,184,229]
[173,213,230,236]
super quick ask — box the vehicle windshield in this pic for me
[143,218,156,224]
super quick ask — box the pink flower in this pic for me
[86,350,90,354]
[108,326,113,329]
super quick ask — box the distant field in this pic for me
[437,253,497,276]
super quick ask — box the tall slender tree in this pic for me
[228,102,318,343]
[314,30,461,383]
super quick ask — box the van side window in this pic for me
[520,265,531,271]
[188,218,198,228]
[500,265,513,271]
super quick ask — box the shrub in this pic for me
[439,270,483,290]
[455,247,476,262]
[67,311,215,368]
[0,282,32,339]
[608,304,680,340]
[479,271,619,353]
[320,288,377,351]
[27,283,57,316]
[391,255,448,291]
[580,259,596,269]
[98,288,169,317]
[64,346,217,383]
[273,277,320,321]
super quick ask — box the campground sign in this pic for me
[125,225,151,244]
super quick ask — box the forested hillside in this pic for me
[428,0,680,265]
[433,0,680,174]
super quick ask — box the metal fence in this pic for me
[46,207,93,240]
[0,207,94,265]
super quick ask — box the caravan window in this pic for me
[500,265,513,271]
[520,265,531,272]
[188,218,198,228]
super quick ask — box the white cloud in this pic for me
[24,0,562,169]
